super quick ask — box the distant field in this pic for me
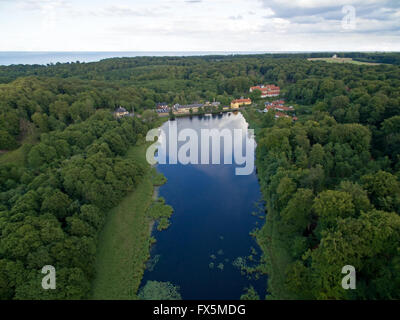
[307,57,380,66]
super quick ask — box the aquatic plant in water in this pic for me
[139,281,182,300]
[146,254,161,272]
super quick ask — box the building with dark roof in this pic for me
[113,106,133,118]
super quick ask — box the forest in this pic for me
[0,52,400,299]
[245,56,400,299]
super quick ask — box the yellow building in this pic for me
[231,98,252,109]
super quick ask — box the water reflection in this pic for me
[155,112,255,175]
[141,112,266,300]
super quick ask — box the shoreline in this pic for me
[157,108,243,119]
[148,186,160,234]
[91,140,168,300]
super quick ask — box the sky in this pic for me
[0,0,399,51]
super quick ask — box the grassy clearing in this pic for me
[0,124,38,167]
[307,57,380,66]
[91,143,157,300]
[91,117,173,300]
[256,213,296,300]
[241,109,263,135]
[0,147,25,166]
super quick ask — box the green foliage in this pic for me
[313,190,356,232]
[1,53,400,300]
[91,142,164,300]
[169,109,176,120]
[0,130,18,150]
[361,171,400,212]
[240,286,260,300]
[151,169,167,186]
[0,107,154,299]
[142,110,158,123]
[240,55,400,300]
[147,197,174,231]
[281,189,314,235]
[138,281,182,300]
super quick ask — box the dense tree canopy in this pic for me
[0,107,151,299]
[248,54,400,299]
[0,52,400,299]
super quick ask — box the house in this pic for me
[264,110,297,121]
[250,84,280,98]
[204,101,221,108]
[265,105,294,112]
[174,103,204,113]
[113,106,130,118]
[156,102,168,109]
[264,100,294,112]
[263,100,297,121]
[156,102,169,113]
[274,112,290,119]
[265,99,285,106]
[231,98,252,109]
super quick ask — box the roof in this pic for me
[276,106,294,111]
[232,98,252,103]
[251,84,280,91]
[115,107,127,113]
[174,103,204,109]
[265,100,293,111]
[275,112,290,118]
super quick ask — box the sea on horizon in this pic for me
[0,51,277,66]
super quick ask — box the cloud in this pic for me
[97,5,155,17]
[257,0,400,35]
[258,0,398,18]
[1,0,399,51]
[15,0,70,11]
[228,15,243,20]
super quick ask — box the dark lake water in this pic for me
[141,112,266,300]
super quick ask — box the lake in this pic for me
[141,112,266,300]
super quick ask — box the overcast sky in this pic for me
[0,0,399,51]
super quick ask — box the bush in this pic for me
[138,281,182,300]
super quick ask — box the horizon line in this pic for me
[1,50,399,53]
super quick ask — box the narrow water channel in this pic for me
[141,112,266,300]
